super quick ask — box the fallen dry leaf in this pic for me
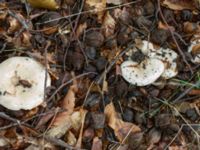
[183,22,200,33]
[36,112,55,129]
[47,85,76,138]
[27,51,56,64]
[64,131,77,146]
[162,0,196,10]
[13,32,32,48]
[104,102,141,142]
[189,89,200,95]
[21,31,32,47]
[0,10,7,20]
[75,22,87,38]
[43,26,58,35]
[158,21,175,31]
[85,0,107,23]
[102,11,116,38]
[0,137,9,147]
[27,0,59,10]
[75,109,87,149]
[7,13,23,34]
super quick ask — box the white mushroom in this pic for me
[188,35,200,64]
[0,57,51,110]
[121,59,165,86]
[127,40,178,79]
[148,48,178,79]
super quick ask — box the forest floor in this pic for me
[0,0,200,149]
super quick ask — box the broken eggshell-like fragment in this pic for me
[121,59,165,86]
[0,57,51,110]
[188,36,200,64]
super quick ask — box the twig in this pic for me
[97,43,134,84]
[0,112,20,124]
[164,125,183,150]
[82,81,95,107]
[44,135,85,150]
[0,109,64,130]
[173,79,200,103]
[68,17,89,65]
[46,72,97,103]
[7,10,29,30]
[43,41,51,102]
[74,0,85,32]
[155,98,200,138]
[36,1,142,25]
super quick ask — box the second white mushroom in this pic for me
[121,40,178,86]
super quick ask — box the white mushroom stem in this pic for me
[0,57,51,110]
[121,59,165,86]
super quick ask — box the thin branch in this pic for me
[46,72,97,103]
[97,43,134,84]
[36,1,142,25]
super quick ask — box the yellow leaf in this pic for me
[27,0,59,10]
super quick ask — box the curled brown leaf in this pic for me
[104,103,141,142]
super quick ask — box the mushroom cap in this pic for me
[0,57,51,110]
[149,48,178,79]
[188,36,200,64]
[121,59,165,86]
[135,40,178,79]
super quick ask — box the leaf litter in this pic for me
[0,0,199,149]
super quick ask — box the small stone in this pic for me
[151,29,169,45]
[85,31,104,47]
[148,128,161,144]
[84,93,101,108]
[91,112,105,129]
[181,10,193,21]
[155,114,171,128]
[185,108,198,121]
[95,57,107,72]
[122,107,134,122]
[85,47,97,60]
[115,80,128,98]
